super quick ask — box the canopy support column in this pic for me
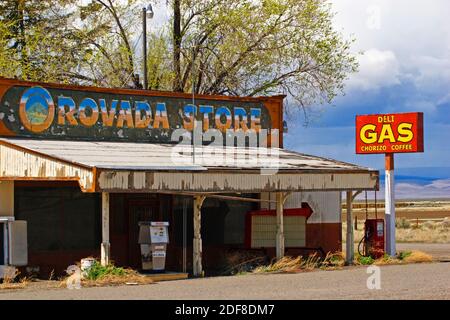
[276,192,290,260]
[101,192,110,266]
[345,190,358,265]
[193,195,206,277]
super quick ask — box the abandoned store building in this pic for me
[0,78,378,278]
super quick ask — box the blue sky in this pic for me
[284,0,450,198]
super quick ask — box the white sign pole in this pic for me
[385,153,396,256]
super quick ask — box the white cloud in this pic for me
[409,55,450,94]
[331,0,450,96]
[347,49,400,90]
[437,93,450,105]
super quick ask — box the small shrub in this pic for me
[61,260,153,287]
[357,255,374,265]
[84,261,126,280]
[397,251,412,260]
[322,252,345,268]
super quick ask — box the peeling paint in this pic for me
[0,144,93,191]
[98,170,378,192]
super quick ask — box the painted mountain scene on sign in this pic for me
[26,102,48,124]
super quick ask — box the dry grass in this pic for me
[222,250,267,275]
[0,282,28,290]
[59,268,154,288]
[252,252,345,274]
[80,272,154,287]
[368,250,432,266]
[402,251,433,263]
[0,270,30,290]
[372,255,401,266]
[251,249,432,275]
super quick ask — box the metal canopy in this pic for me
[0,138,379,193]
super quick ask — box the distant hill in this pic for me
[359,167,450,200]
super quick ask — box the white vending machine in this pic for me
[138,221,169,273]
[0,217,27,279]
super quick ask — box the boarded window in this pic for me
[250,215,306,247]
[14,186,101,252]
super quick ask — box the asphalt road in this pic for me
[1,262,449,300]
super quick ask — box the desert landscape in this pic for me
[343,200,450,244]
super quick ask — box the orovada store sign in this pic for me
[0,83,272,143]
[356,112,424,154]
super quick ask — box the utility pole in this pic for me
[142,4,154,90]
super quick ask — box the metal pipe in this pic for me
[385,154,396,256]
[182,197,187,273]
[142,7,148,90]
[3,223,8,265]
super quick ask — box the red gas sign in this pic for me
[356,112,424,154]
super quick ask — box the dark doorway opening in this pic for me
[127,199,160,269]
[0,224,4,264]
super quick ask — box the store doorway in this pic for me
[127,199,160,268]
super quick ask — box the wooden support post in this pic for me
[0,181,14,217]
[101,192,110,266]
[276,192,288,260]
[193,195,206,277]
[385,153,396,256]
[0,181,14,266]
[3,222,8,265]
[345,191,354,265]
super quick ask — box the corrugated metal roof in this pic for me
[0,138,373,173]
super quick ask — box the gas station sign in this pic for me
[355,111,424,258]
[356,112,424,154]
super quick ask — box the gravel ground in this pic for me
[0,262,449,300]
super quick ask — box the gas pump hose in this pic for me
[357,235,368,257]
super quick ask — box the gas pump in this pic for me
[358,192,385,259]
